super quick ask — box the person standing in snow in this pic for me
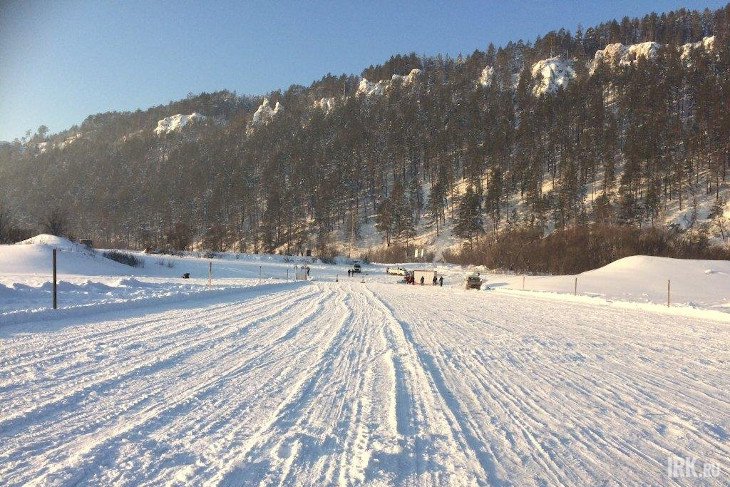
[432,275,437,286]
[439,276,443,287]
[420,276,425,285]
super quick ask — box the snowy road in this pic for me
[1,281,728,485]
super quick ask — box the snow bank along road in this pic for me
[1,281,727,486]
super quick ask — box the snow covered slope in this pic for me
[0,281,726,485]
[478,254,730,312]
[0,235,310,318]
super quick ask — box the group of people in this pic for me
[405,273,444,286]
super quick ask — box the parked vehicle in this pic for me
[352,263,362,274]
[386,266,407,276]
[465,273,483,290]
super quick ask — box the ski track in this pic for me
[1,281,728,486]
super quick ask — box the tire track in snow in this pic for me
[369,283,729,486]
[210,284,355,486]
[1,284,330,485]
[363,285,499,486]
[0,285,318,434]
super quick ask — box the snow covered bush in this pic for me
[102,250,144,268]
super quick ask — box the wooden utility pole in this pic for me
[667,279,671,307]
[52,249,57,310]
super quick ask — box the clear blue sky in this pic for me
[0,0,726,141]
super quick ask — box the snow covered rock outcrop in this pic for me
[531,57,575,95]
[357,78,387,97]
[592,41,661,69]
[357,69,421,97]
[478,66,494,87]
[681,36,716,59]
[154,113,206,135]
[251,98,283,126]
[391,68,421,85]
[313,97,336,113]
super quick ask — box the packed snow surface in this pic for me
[1,237,728,484]
[531,57,575,95]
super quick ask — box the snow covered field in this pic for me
[1,237,728,485]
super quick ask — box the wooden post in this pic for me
[259,265,262,279]
[667,279,671,307]
[52,248,57,310]
[574,277,577,296]
[522,275,525,290]
[208,261,212,287]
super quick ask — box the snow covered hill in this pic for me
[480,254,730,312]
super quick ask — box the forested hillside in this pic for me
[1,5,729,271]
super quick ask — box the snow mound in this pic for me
[18,234,82,251]
[3,235,129,277]
[531,57,575,95]
[478,65,494,87]
[251,98,283,126]
[154,113,206,135]
[681,36,716,59]
[592,41,660,70]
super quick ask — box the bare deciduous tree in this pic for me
[42,207,69,237]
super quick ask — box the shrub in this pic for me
[103,250,144,268]
[156,258,175,268]
[443,224,730,274]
